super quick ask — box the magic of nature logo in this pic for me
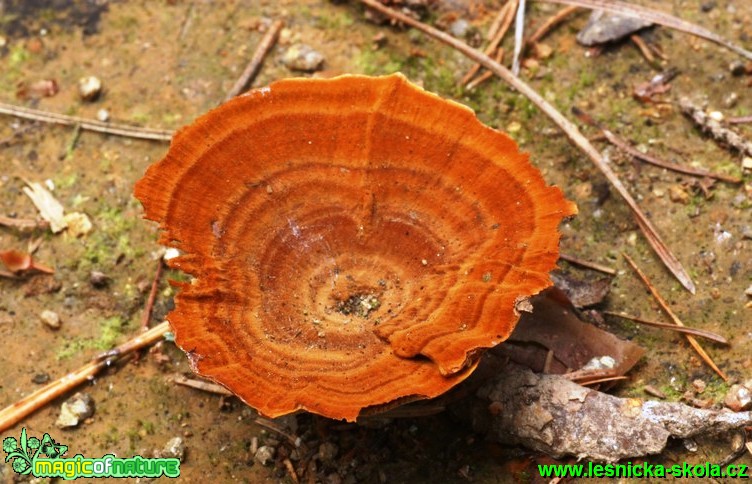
[3,427,180,480]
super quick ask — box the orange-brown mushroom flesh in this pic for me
[134,74,576,421]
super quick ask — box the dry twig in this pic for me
[679,97,752,158]
[461,0,517,85]
[604,311,728,344]
[527,5,579,45]
[141,259,164,330]
[173,374,233,396]
[573,107,741,184]
[0,102,173,141]
[359,0,696,294]
[558,252,616,275]
[224,20,284,101]
[0,321,171,432]
[622,253,727,381]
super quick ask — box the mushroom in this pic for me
[134,74,576,421]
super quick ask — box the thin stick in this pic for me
[461,0,517,85]
[254,417,301,447]
[173,374,232,396]
[0,321,170,433]
[573,107,742,184]
[466,49,505,90]
[511,0,527,75]
[283,458,300,484]
[578,375,629,386]
[527,5,579,45]
[0,102,173,141]
[604,311,728,344]
[630,34,656,65]
[539,0,752,61]
[679,97,752,158]
[359,0,696,294]
[224,20,284,101]
[487,1,510,40]
[727,115,752,125]
[0,216,49,231]
[141,259,164,330]
[622,253,727,381]
[558,252,616,275]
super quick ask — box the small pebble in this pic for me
[692,379,706,393]
[722,92,738,108]
[742,157,752,170]
[729,60,746,76]
[745,284,752,297]
[97,108,110,122]
[282,44,325,72]
[161,436,186,462]
[90,270,110,288]
[318,442,339,463]
[254,445,275,466]
[448,19,470,38]
[668,184,690,204]
[63,212,92,237]
[78,75,103,101]
[724,384,752,412]
[32,373,50,384]
[56,392,95,428]
[40,309,61,329]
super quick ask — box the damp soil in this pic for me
[0,0,750,482]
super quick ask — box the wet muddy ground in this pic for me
[1,0,750,482]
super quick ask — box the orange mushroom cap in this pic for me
[134,74,576,421]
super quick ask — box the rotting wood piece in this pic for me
[134,74,576,421]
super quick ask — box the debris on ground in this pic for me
[0,249,54,276]
[472,361,752,462]
[576,10,653,46]
[679,97,752,158]
[550,271,611,308]
[78,75,103,101]
[40,309,61,329]
[55,392,95,428]
[22,181,67,233]
[281,44,325,72]
[158,436,186,462]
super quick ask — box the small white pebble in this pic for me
[97,108,110,122]
[41,310,61,329]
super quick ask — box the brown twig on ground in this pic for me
[727,115,752,125]
[254,417,302,447]
[573,107,742,184]
[604,311,728,344]
[465,49,504,90]
[141,259,164,330]
[224,20,284,101]
[0,321,170,433]
[173,374,233,396]
[359,0,696,294]
[487,0,511,40]
[539,0,752,61]
[622,253,727,381]
[630,34,657,65]
[283,458,300,484]
[679,97,752,158]
[559,252,617,275]
[0,216,50,231]
[0,102,174,141]
[578,375,629,386]
[527,5,579,45]
[460,0,517,86]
